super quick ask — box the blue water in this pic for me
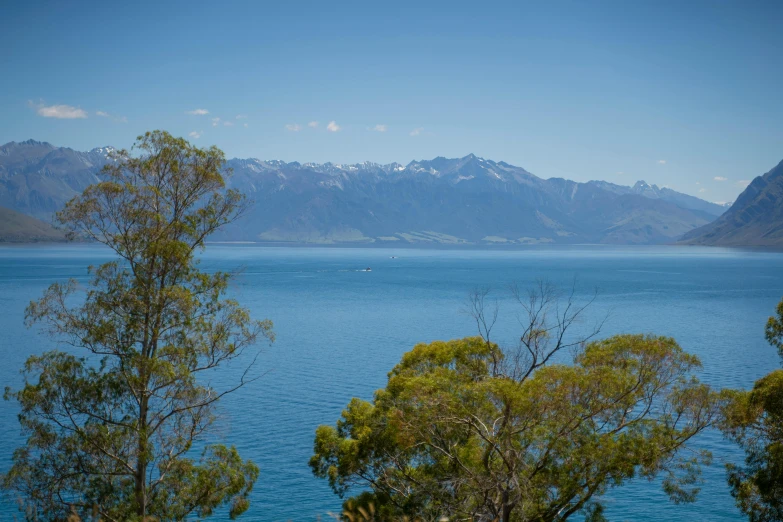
[1,244,782,521]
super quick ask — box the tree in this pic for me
[311,283,719,521]
[721,297,783,522]
[2,131,273,521]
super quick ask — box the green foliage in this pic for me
[720,297,783,521]
[312,334,719,521]
[2,131,272,521]
[766,298,783,358]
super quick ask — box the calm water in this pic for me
[1,244,782,521]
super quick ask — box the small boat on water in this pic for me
[364,267,372,272]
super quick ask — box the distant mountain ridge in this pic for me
[0,139,728,245]
[681,159,783,247]
[0,139,114,219]
[587,179,727,218]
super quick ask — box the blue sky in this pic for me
[2,0,782,202]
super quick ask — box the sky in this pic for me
[2,0,782,203]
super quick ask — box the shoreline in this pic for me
[2,240,780,254]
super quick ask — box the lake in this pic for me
[1,244,782,521]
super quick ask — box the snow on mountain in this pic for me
[0,142,730,245]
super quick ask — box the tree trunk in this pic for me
[136,396,149,519]
[501,491,513,522]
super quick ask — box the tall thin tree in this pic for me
[3,131,273,521]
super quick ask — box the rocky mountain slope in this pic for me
[681,159,783,247]
[0,140,727,245]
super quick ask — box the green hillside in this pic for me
[0,206,66,242]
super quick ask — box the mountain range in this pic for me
[220,154,732,244]
[213,155,727,245]
[0,139,744,246]
[0,139,110,219]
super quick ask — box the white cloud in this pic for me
[189,131,202,139]
[714,176,727,181]
[326,121,341,132]
[243,123,248,128]
[410,127,424,136]
[699,188,707,193]
[186,108,209,115]
[30,101,87,119]
[616,171,624,175]
[236,114,248,119]
[696,182,701,185]
[224,121,234,127]
[657,160,667,165]
[95,110,127,123]
[369,124,387,132]
[308,121,319,128]
[736,179,751,187]
[285,123,302,132]
[211,117,221,127]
